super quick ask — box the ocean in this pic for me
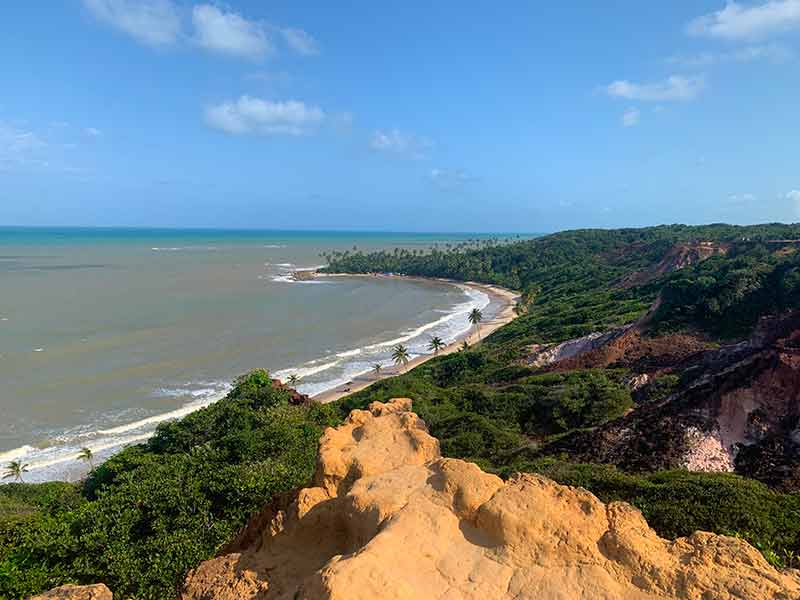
[0,228,514,482]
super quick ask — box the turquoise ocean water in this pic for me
[0,228,520,481]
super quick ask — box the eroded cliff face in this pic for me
[180,399,800,600]
[548,313,800,488]
[619,241,728,289]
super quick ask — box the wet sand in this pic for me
[312,276,520,404]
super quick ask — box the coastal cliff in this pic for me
[180,399,800,599]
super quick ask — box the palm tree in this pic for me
[460,340,470,352]
[372,363,383,378]
[3,460,29,483]
[392,344,410,368]
[287,374,299,387]
[78,447,94,470]
[428,336,445,355]
[468,308,483,339]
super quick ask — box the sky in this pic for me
[1,1,799,233]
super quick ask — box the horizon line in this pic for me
[0,225,545,236]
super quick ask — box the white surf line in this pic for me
[287,281,491,397]
[21,432,155,472]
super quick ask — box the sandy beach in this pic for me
[312,276,520,404]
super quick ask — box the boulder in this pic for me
[28,584,112,600]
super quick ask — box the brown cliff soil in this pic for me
[180,399,800,599]
[270,378,310,405]
[28,584,112,600]
[546,328,711,374]
[618,241,728,289]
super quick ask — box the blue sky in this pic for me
[1,1,799,232]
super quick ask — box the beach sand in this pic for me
[312,276,520,404]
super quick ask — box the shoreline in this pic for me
[312,274,520,404]
[4,273,518,483]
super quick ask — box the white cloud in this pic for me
[687,0,800,40]
[192,4,271,59]
[728,192,757,203]
[787,190,800,213]
[622,107,641,127]
[281,28,319,55]
[668,43,793,66]
[244,70,293,86]
[85,127,102,137]
[0,122,48,170]
[204,96,324,135]
[370,129,433,159]
[667,52,719,68]
[428,168,476,190]
[84,1,318,59]
[604,75,705,101]
[83,0,181,47]
[732,42,795,60]
[0,124,45,152]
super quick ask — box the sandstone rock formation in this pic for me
[28,584,112,600]
[181,398,800,599]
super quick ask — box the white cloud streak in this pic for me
[0,122,49,170]
[192,4,271,59]
[84,1,319,59]
[281,28,319,55]
[370,129,433,159]
[204,96,324,136]
[428,168,476,190]
[82,0,182,47]
[604,75,705,102]
[688,0,800,40]
[728,192,757,204]
[668,43,793,66]
[787,190,800,214]
[622,107,641,127]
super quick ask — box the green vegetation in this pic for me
[6,224,800,597]
[336,354,632,467]
[0,371,339,600]
[651,243,800,338]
